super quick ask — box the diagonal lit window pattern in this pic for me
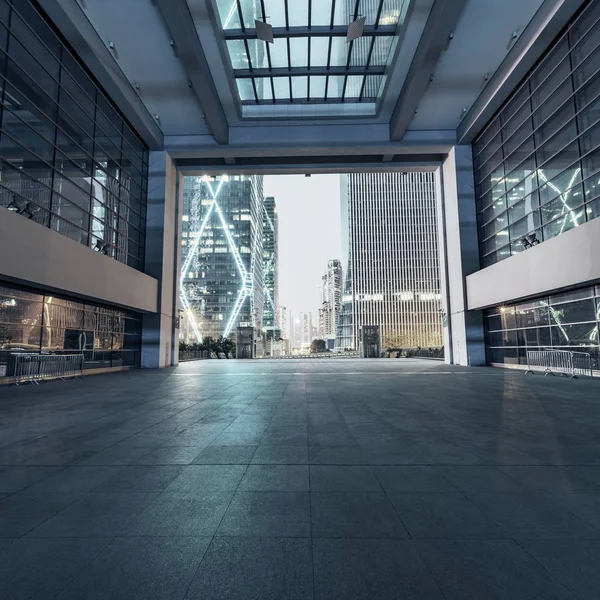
[214,0,410,116]
[180,177,256,342]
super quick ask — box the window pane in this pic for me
[236,78,254,101]
[291,76,308,100]
[310,75,327,99]
[227,40,248,69]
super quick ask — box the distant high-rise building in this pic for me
[337,172,443,351]
[180,175,264,342]
[300,312,313,347]
[277,306,288,341]
[318,259,343,339]
[262,196,278,327]
[290,315,303,349]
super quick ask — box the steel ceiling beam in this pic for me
[155,0,229,144]
[224,24,397,39]
[234,66,386,78]
[389,0,468,141]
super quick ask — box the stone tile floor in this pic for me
[0,358,599,599]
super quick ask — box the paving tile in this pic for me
[373,466,457,493]
[544,493,600,529]
[217,492,310,537]
[519,539,600,600]
[212,431,264,446]
[469,492,599,539]
[313,538,443,600]
[309,432,357,447]
[25,466,124,493]
[124,492,233,537]
[0,466,64,494]
[308,445,367,465]
[310,492,408,538]
[26,492,156,537]
[185,537,313,600]
[57,537,211,600]
[436,466,528,494]
[133,446,206,465]
[251,445,309,464]
[309,466,380,492]
[388,492,506,539]
[239,465,309,492]
[361,445,427,465]
[501,466,600,493]
[192,445,257,464]
[0,493,78,537]
[92,466,184,493]
[166,465,247,493]
[417,539,575,600]
[260,432,308,446]
[0,537,110,600]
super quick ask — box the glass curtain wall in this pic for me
[0,0,148,270]
[484,285,600,368]
[0,283,142,376]
[473,0,600,268]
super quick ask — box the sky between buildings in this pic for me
[264,175,343,319]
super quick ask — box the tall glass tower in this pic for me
[337,172,443,351]
[180,175,264,342]
[262,196,278,328]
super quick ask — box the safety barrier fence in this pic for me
[10,353,84,385]
[525,349,594,379]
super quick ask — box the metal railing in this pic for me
[179,350,211,361]
[11,353,84,385]
[525,349,593,379]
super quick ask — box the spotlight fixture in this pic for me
[305,174,312,178]
[521,233,540,249]
[347,16,366,42]
[94,240,110,255]
[7,196,39,219]
[255,19,274,44]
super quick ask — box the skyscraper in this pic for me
[277,305,288,341]
[300,312,314,348]
[180,175,264,342]
[319,259,343,339]
[262,196,278,327]
[337,172,443,351]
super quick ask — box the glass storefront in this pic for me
[484,285,600,369]
[0,283,142,376]
[0,0,148,270]
[473,0,600,268]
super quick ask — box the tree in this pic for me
[311,339,328,353]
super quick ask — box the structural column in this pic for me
[141,151,182,368]
[436,145,486,366]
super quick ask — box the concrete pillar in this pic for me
[141,151,182,368]
[436,145,486,366]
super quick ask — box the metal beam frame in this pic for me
[223,24,397,39]
[389,0,468,141]
[234,66,386,78]
[457,0,586,144]
[155,0,229,144]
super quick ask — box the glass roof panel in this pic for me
[327,76,346,98]
[291,76,308,99]
[270,38,289,68]
[263,0,286,28]
[310,37,330,67]
[289,37,309,68]
[255,78,273,101]
[288,0,309,27]
[273,77,289,100]
[312,0,334,26]
[217,0,408,116]
[236,78,255,101]
[238,0,262,28]
[310,76,327,99]
[215,0,241,29]
[329,37,350,67]
[226,40,249,69]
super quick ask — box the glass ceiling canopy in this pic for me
[214,0,410,118]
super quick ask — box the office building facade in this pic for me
[262,196,278,327]
[180,175,264,342]
[337,172,443,351]
[319,259,343,339]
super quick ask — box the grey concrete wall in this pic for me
[0,206,158,312]
[439,146,486,366]
[141,151,181,369]
[467,216,600,309]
